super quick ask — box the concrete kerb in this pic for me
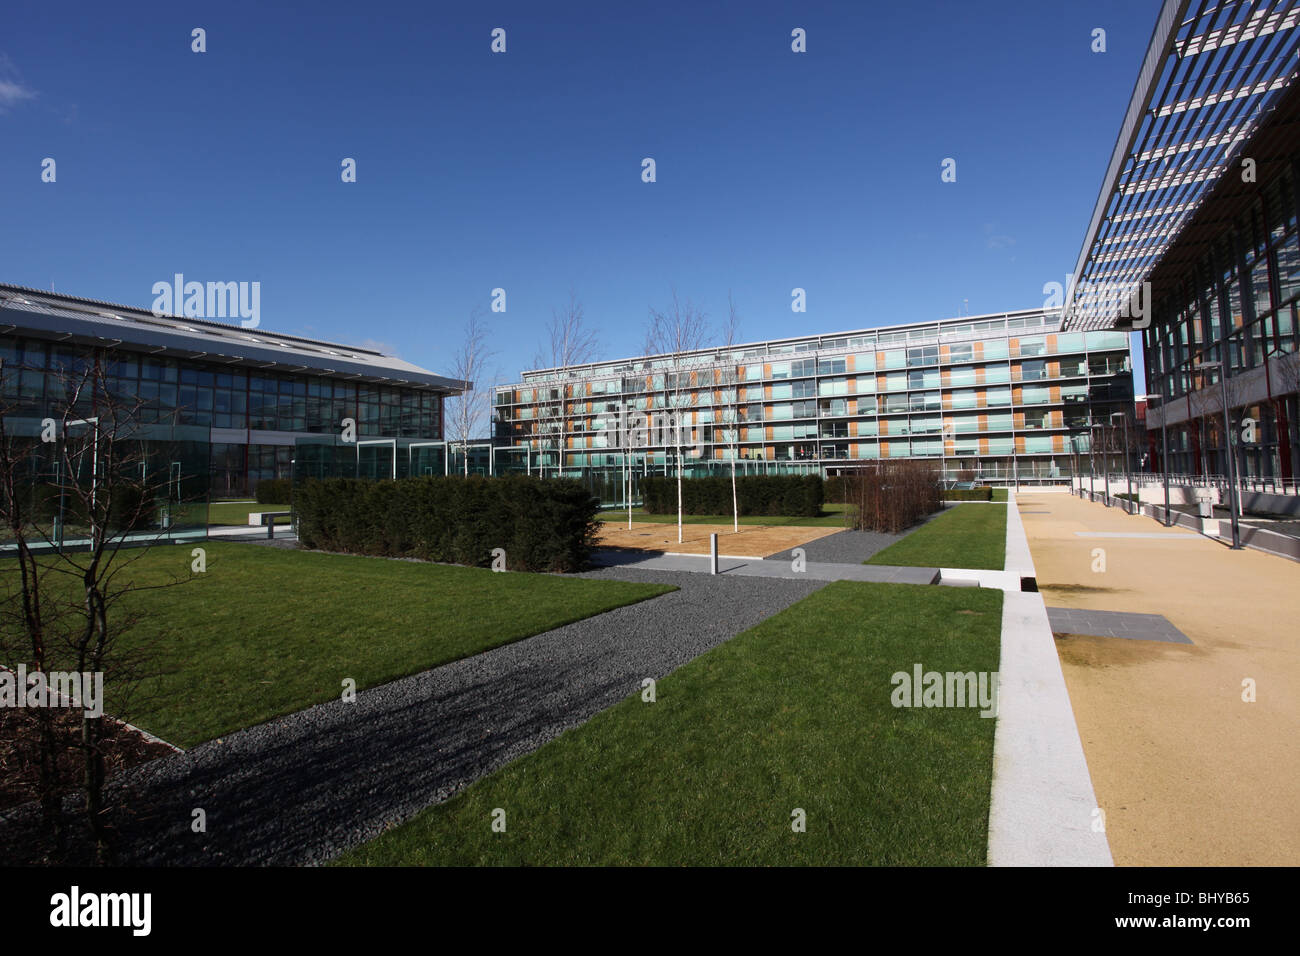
[986,489,1113,866]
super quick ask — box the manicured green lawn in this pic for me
[990,488,1009,502]
[598,504,850,527]
[207,500,290,526]
[336,580,1003,866]
[867,503,1007,570]
[3,543,673,747]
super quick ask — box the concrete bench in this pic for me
[248,511,291,538]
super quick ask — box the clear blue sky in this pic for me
[2,0,1154,389]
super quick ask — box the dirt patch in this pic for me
[0,707,176,814]
[595,521,840,558]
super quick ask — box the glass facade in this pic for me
[494,309,1134,487]
[1142,158,1300,481]
[1,332,447,498]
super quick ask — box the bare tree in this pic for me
[0,353,182,862]
[445,309,495,476]
[645,290,712,544]
[534,291,599,478]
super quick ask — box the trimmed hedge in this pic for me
[294,476,600,572]
[256,478,292,505]
[942,488,993,501]
[640,475,823,517]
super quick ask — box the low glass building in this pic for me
[0,283,466,498]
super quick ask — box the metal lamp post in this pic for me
[1088,423,1098,501]
[1069,435,1078,496]
[1159,391,1171,526]
[1112,411,1132,513]
[1199,361,1241,549]
[1098,423,1111,506]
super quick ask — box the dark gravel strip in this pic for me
[766,508,950,565]
[1,568,823,866]
[766,529,909,565]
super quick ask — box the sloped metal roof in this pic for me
[1064,0,1300,331]
[0,282,468,393]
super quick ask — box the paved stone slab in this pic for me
[590,548,939,585]
[1046,607,1193,644]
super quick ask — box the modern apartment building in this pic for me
[1065,0,1300,483]
[0,283,466,497]
[492,308,1134,493]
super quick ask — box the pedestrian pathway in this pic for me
[1019,490,1300,865]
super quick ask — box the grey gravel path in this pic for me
[2,568,823,866]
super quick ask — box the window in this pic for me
[1021,360,1047,381]
[907,346,938,366]
[820,421,848,438]
[982,340,1009,360]
[1018,336,1047,357]
[1276,231,1300,305]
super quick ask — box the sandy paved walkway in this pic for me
[1018,491,1299,866]
[596,521,841,558]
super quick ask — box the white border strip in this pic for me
[986,491,1113,866]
